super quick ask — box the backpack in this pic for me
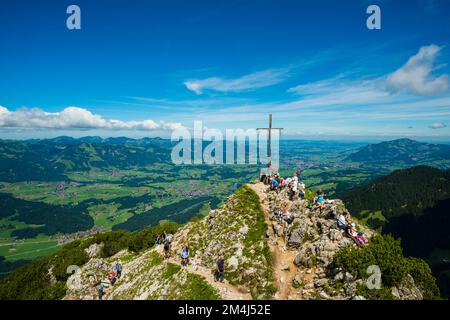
[116,263,121,272]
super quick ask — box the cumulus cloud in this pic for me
[429,122,447,129]
[0,106,184,131]
[184,68,290,94]
[387,44,449,95]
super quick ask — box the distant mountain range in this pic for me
[345,138,450,167]
[0,137,171,182]
[341,166,450,297]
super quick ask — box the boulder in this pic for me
[227,256,239,270]
[239,225,249,236]
[85,243,103,258]
[273,223,284,237]
[281,264,290,271]
[328,229,343,242]
[292,274,303,288]
[391,275,423,300]
[287,223,308,248]
[314,278,328,288]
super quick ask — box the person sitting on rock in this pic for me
[346,223,367,245]
[270,176,279,191]
[337,212,348,230]
[181,246,189,267]
[317,190,325,206]
[215,254,225,283]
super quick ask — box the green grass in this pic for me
[358,210,387,225]
[178,272,221,300]
[0,234,59,261]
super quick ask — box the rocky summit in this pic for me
[61,182,433,300]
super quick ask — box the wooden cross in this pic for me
[257,114,283,163]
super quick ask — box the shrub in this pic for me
[51,240,89,281]
[333,234,440,299]
[405,257,440,300]
[333,234,408,287]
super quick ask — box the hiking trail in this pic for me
[165,252,252,300]
[247,182,313,300]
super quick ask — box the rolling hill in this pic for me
[0,138,171,182]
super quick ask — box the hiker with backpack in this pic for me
[108,271,117,286]
[163,239,171,259]
[98,282,105,300]
[155,234,163,245]
[215,254,225,282]
[181,246,189,267]
[115,262,122,279]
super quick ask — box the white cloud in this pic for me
[387,44,449,95]
[0,106,184,131]
[287,75,390,107]
[429,122,447,129]
[184,68,290,94]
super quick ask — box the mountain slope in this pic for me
[64,185,274,300]
[345,139,450,167]
[0,183,440,300]
[341,166,450,222]
[341,166,450,297]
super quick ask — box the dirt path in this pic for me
[166,255,252,300]
[247,183,303,300]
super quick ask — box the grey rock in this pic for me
[287,223,308,248]
[314,278,328,288]
[292,274,303,287]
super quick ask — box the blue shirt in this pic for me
[317,196,324,204]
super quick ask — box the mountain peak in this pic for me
[62,182,436,300]
[346,138,450,165]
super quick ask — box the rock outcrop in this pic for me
[259,183,424,300]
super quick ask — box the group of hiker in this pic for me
[263,168,368,247]
[261,170,306,201]
[311,188,367,246]
[157,232,226,281]
[98,261,122,300]
[156,232,174,259]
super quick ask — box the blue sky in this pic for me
[1,0,450,140]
